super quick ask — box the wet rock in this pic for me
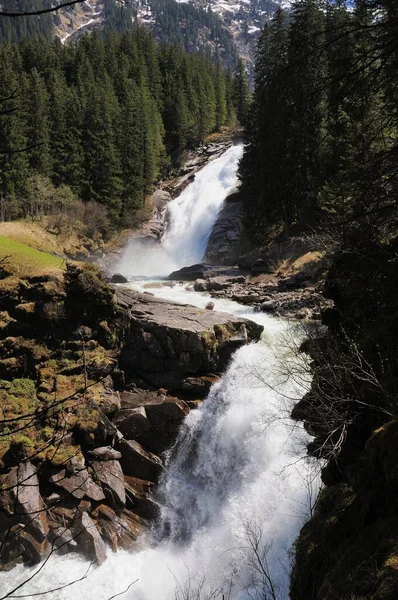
[91,460,126,509]
[168,263,214,281]
[204,193,243,266]
[110,273,128,284]
[91,504,147,552]
[186,399,202,409]
[206,278,229,291]
[50,527,77,555]
[87,447,122,461]
[72,512,107,565]
[116,288,263,389]
[19,531,49,566]
[194,279,208,292]
[261,300,277,312]
[117,439,163,482]
[232,294,259,304]
[124,476,160,520]
[49,468,105,502]
[205,302,214,310]
[179,375,218,397]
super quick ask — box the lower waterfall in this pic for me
[0,297,318,600]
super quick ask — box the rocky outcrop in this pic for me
[204,189,243,265]
[116,287,263,389]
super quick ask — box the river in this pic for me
[0,144,319,600]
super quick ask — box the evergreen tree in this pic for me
[232,58,251,126]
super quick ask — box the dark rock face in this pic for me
[116,288,263,389]
[124,476,160,520]
[91,460,126,509]
[117,439,163,482]
[204,191,243,265]
[110,273,128,284]
[73,512,107,565]
[49,468,105,501]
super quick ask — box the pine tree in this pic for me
[25,68,51,175]
[232,58,251,126]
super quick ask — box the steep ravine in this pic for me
[0,144,321,599]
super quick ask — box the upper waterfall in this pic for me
[163,144,243,269]
[116,144,243,278]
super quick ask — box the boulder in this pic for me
[19,531,49,566]
[87,446,122,461]
[112,405,151,439]
[232,294,260,305]
[116,288,263,389]
[117,439,163,482]
[0,461,48,540]
[261,300,277,312]
[49,468,105,502]
[91,460,126,509]
[112,390,190,453]
[179,375,219,397]
[110,273,128,284]
[72,512,107,565]
[205,302,214,310]
[91,504,147,552]
[194,279,208,292]
[167,263,214,281]
[206,278,229,291]
[124,476,160,520]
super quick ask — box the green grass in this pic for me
[0,234,64,276]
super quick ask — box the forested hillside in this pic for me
[0,0,239,69]
[239,1,398,598]
[240,0,398,241]
[0,27,237,227]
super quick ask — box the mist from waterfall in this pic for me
[115,144,243,278]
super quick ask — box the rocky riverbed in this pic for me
[164,261,331,321]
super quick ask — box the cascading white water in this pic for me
[0,294,318,600]
[0,148,320,600]
[115,144,243,278]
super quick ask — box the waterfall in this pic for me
[162,144,243,269]
[115,144,243,278]
[0,147,319,600]
[0,303,318,600]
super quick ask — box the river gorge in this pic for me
[0,145,320,600]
